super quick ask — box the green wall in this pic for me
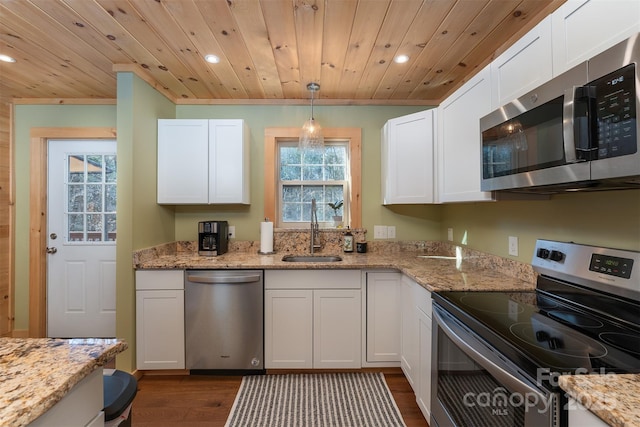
[13,104,117,332]
[115,73,176,370]
[442,190,640,262]
[173,104,442,242]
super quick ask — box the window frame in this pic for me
[264,127,362,229]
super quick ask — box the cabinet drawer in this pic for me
[136,270,184,290]
[265,270,362,290]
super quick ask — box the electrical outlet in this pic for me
[508,236,518,256]
[387,226,396,239]
[374,225,388,239]
[228,226,236,239]
[447,228,453,241]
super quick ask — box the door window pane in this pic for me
[65,153,117,243]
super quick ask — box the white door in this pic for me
[47,139,117,338]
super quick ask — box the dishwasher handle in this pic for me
[186,273,262,284]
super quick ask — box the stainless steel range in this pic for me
[431,239,640,427]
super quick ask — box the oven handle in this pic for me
[433,308,548,407]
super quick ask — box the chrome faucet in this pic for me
[310,198,321,254]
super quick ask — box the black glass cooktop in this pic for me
[433,279,640,385]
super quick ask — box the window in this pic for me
[264,128,361,229]
[279,142,348,227]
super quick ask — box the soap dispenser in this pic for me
[343,227,354,253]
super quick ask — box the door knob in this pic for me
[46,247,57,254]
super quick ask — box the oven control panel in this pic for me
[589,253,633,279]
[532,239,639,301]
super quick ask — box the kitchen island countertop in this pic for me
[0,338,128,427]
[559,373,640,427]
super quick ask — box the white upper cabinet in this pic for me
[437,65,494,203]
[157,119,250,204]
[157,119,209,204]
[381,109,435,204]
[552,0,640,75]
[490,16,553,107]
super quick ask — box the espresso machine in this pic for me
[198,221,229,256]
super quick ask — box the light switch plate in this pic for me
[374,225,388,239]
[508,236,518,256]
[228,226,236,239]
[447,228,453,241]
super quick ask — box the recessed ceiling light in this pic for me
[0,54,16,63]
[204,54,220,64]
[394,54,410,64]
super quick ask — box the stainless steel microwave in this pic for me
[480,34,640,193]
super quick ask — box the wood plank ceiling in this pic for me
[0,0,565,105]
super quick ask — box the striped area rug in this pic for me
[225,372,407,427]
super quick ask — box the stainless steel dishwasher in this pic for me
[185,270,264,373]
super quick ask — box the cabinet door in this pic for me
[136,289,185,369]
[490,16,552,107]
[313,289,361,368]
[438,66,494,203]
[382,110,435,204]
[366,272,401,363]
[416,307,432,421]
[157,119,209,204]
[264,289,313,369]
[208,120,250,204]
[552,0,640,75]
[567,398,608,427]
[400,276,418,390]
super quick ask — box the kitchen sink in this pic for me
[281,255,343,263]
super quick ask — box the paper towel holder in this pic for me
[258,218,276,255]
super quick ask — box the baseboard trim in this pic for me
[11,330,29,338]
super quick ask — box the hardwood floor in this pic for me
[132,370,429,426]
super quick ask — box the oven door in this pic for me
[431,304,559,427]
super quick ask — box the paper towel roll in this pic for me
[260,221,274,253]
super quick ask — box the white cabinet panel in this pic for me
[400,275,418,390]
[382,110,435,204]
[313,289,361,369]
[30,368,103,427]
[157,119,250,204]
[135,270,185,370]
[264,270,361,369]
[567,397,608,427]
[157,119,209,204]
[438,66,494,203]
[366,272,401,363]
[265,289,313,369]
[552,0,640,75]
[491,16,553,107]
[208,120,250,204]
[416,288,432,421]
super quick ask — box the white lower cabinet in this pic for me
[416,299,432,421]
[135,270,185,370]
[365,271,402,365]
[567,397,608,427]
[400,275,419,389]
[264,270,362,369]
[30,368,104,427]
[400,274,432,421]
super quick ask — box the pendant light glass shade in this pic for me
[299,82,324,150]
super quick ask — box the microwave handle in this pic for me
[562,86,581,163]
[433,308,549,409]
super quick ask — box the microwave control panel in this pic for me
[592,63,637,159]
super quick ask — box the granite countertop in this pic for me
[0,338,128,427]
[559,374,640,427]
[133,241,537,293]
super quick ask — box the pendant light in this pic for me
[299,82,324,150]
